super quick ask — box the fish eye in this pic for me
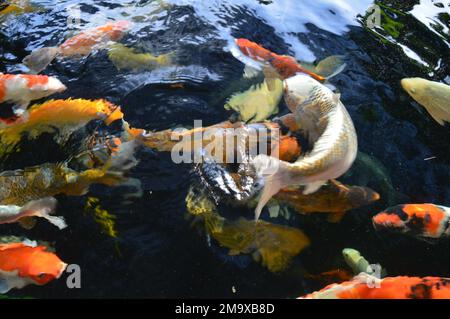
[37,273,47,279]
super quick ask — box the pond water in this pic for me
[0,0,449,298]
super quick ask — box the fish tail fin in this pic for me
[425,103,450,126]
[22,46,60,74]
[158,51,175,66]
[317,55,347,80]
[253,155,292,221]
[20,197,67,230]
[324,62,347,80]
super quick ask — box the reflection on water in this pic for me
[0,0,449,298]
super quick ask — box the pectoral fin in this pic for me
[424,102,450,126]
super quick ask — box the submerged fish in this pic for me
[224,76,283,123]
[230,38,326,82]
[186,186,310,273]
[0,73,66,119]
[0,140,140,206]
[401,78,450,126]
[0,240,67,293]
[252,74,358,220]
[274,181,379,223]
[0,197,66,229]
[299,273,450,299]
[23,20,132,74]
[84,197,118,238]
[345,152,407,206]
[123,120,298,162]
[342,248,386,277]
[373,204,450,241]
[307,248,386,287]
[0,98,123,153]
[107,43,173,72]
[0,0,37,18]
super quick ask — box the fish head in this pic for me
[372,205,409,234]
[283,74,319,111]
[23,246,67,285]
[347,186,380,208]
[271,55,298,79]
[113,20,133,31]
[342,248,361,266]
[235,38,255,55]
[46,76,67,94]
[234,38,271,61]
[372,204,446,238]
[109,20,133,40]
[401,78,426,100]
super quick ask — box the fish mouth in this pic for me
[58,84,68,92]
[400,78,412,91]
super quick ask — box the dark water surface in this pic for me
[0,0,449,298]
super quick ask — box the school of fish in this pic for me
[0,6,448,299]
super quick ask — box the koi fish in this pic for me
[342,248,386,277]
[274,181,379,223]
[84,197,118,238]
[224,76,283,123]
[186,185,310,273]
[0,0,37,18]
[372,204,450,241]
[230,38,327,82]
[123,120,296,161]
[401,78,450,126]
[346,152,408,206]
[299,273,450,299]
[23,20,132,74]
[0,98,123,153]
[0,240,67,293]
[0,140,140,206]
[252,74,358,221]
[107,43,173,72]
[0,197,66,229]
[0,73,66,119]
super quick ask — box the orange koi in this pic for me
[23,20,132,74]
[0,241,67,293]
[231,38,325,81]
[299,274,450,299]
